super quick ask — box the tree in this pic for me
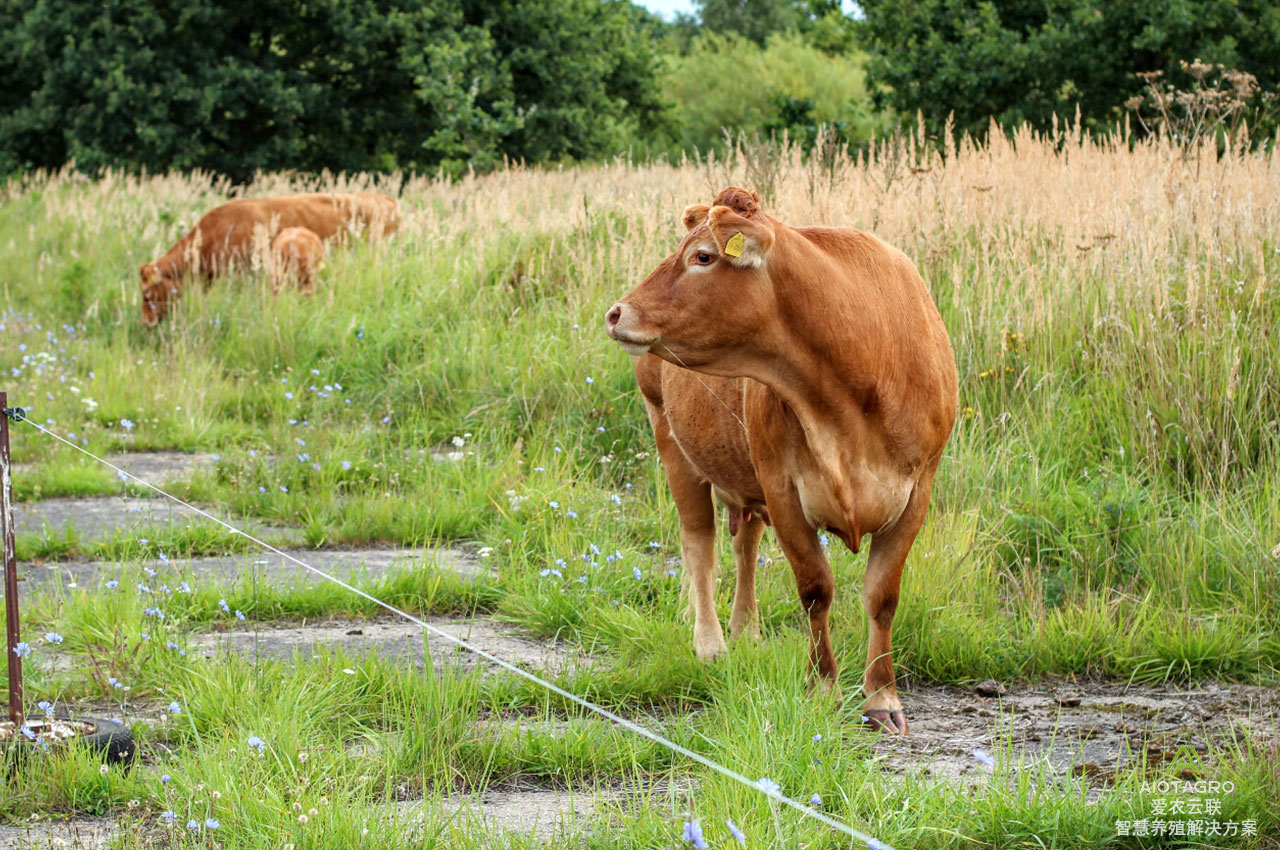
[0,0,662,178]
[859,0,1280,138]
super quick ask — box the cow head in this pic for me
[139,262,178,327]
[605,187,777,370]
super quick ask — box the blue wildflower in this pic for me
[342,461,351,471]
[161,774,171,784]
[756,777,781,795]
[810,793,822,806]
[13,642,31,658]
[247,735,266,753]
[726,819,746,845]
[812,733,823,742]
[205,818,220,830]
[45,632,64,644]
[120,419,134,430]
[682,820,708,849]
[187,820,200,833]
[235,610,246,621]
[972,748,995,767]
[160,810,176,823]
[585,376,594,384]
[633,567,643,580]
[169,702,181,714]
[219,599,230,613]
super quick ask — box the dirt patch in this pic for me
[394,789,600,837]
[104,452,219,484]
[16,546,485,592]
[0,818,117,850]
[873,680,1280,786]
[12,496,299,546]
[390,777,694,838]
[190,615,584,676]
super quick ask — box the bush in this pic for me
[659,31,883,154]
[0,0,662,179]
[860,0,1280,139]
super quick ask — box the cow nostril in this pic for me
[605,304,622,332]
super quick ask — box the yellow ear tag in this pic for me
[724,231,745,258]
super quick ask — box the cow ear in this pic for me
[707,205,774,268]
[681,204,710,232]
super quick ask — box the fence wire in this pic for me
[13,414,895,850]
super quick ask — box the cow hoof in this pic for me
[693,629,728,661]
[728,615,760,642]
[863,709,909,734]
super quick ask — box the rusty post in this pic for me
[1,391,22,726]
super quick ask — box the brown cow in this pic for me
[139,192,400,326]
[605,187,957,733]
[270,227,325,296]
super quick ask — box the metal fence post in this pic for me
[1,391,23,726]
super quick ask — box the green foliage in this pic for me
[0,0,661,179]
[860,0,1280,138]
[696,0,810,45]
[694,0,855,52]
[660,32,882,153]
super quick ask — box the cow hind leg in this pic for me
[860,463,939,735]
[728,511,765,641]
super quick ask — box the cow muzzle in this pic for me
[604,302,655,356]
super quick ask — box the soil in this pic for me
[189,615,583,677]
[14,546,484,592]
[11,496,299,546]
[873,680,1280,788]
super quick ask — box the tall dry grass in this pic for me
[3,124,1277,681]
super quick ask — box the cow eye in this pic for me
[692,251,713,266]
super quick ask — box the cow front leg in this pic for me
[765,488,840,702]
[728,510,765,641]
[647,406,726,661]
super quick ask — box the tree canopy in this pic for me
[859,0,1280,138]
[0,0,663,179]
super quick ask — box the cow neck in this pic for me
[744,235,885,446]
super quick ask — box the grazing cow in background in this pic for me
[139,192,400,326]
[605,187,957,733]
[270,227,325,296]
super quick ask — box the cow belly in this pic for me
[660,368,765,506]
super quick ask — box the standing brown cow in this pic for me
[139,192,399,326]
[605,188,957,732]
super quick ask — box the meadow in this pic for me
[1,123,1278,848]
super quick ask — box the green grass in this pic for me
[2,147,1279,847]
